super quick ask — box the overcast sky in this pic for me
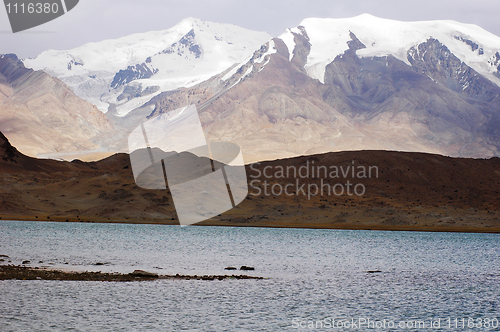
[1,0,500,59]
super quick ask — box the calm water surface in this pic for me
[0,221,499,331]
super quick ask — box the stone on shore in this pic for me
[129,270,159,278]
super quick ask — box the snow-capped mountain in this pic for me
[17,15,500,162]
[148,14,500,162]
[219,14,498,89]
[23,18,272,116]
[277,14,500,85]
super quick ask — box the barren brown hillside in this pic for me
[1,131,499,232]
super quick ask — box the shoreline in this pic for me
[1,216,499,234]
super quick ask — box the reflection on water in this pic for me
[0,221,499,331]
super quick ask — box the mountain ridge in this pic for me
[14,15,500,162]
[143,15,500,162]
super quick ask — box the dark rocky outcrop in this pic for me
[489,52,500,79]
[454,36,482,54]
[0,54,32,85]
[111,63,158,89]
[408,38,500,105]
[161,29,202,59]
[116,85,160,102]
[0,132,18,163]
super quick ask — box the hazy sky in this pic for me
[1,0,500,59]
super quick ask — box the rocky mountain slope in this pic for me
[0,54,113,158]
[1,131,499,232]
[147,15,500,162]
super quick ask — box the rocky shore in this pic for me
[0,265,265,282]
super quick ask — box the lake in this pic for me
[1,221,499,331]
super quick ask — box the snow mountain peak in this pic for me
[23,18,272,115]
